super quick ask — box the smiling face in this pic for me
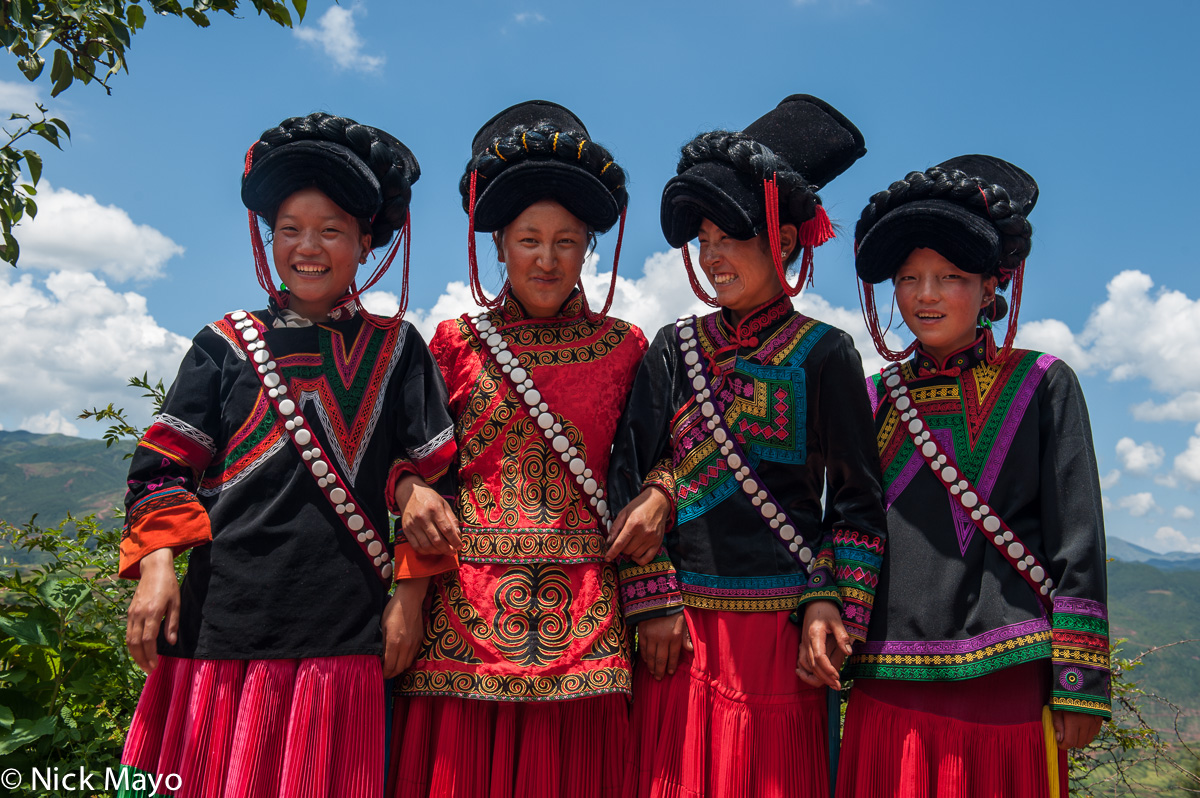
[495,199,589,318]
[894,247,997,363]
[696,218,796,323]
[271,187,371,322]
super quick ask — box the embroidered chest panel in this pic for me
[672,314,829,524]
[451,314,640,536]
[202,317,403,493]
[874,351,1056,554]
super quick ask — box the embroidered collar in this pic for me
[268,292,361,328]
[713,292,794,350]
[497,288,588,325]
[913,332,988,378]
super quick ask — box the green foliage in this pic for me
[0,106,69,265]
[78,373,167,455]
[0,514,142,785]
[1,0,308,266]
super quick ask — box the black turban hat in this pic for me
[855,154,1038,286]
[460,100,628,234]
[241,112,420,250]
[661,94,866,247]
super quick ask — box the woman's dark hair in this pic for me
[251,113,418,250]
[458,121,628,217]
[678,130,821,232]
[855,166,1032,288]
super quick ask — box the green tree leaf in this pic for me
[0,716,57,756]
[22,149,42,184]
[127,5,147,29]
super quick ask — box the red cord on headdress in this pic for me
[245,144,286,309]
[985,259,1024,364]
[467,169,505,310]
[347,211,410,329]
[763,177,833,297]
[581,206,627,322]
[681,244,719,307]
[858,279,917,362]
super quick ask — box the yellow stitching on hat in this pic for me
[601,161,613,175]
[577,139,587,159]
[553,132,559,153]
[522,132,529,152]
[494,143,507,161]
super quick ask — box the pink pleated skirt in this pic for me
[624,607,829,798]
[118,654,383,798]
[836,660,1067,798]
[388,693,629,798]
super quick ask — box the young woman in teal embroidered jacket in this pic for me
[607,95,887,798]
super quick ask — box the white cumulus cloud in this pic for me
[1115,437,1164,475]
[0,79,41,114]
[514,11,546,23]
[1118,492,1160,517]
[294,5,384,73]
[1016,270,1200,397]
[1173,505,1195,520]
[0,270,191,435]
[1099,469,1121,490]
[1154,526,1200,554]
[16,183,184,281]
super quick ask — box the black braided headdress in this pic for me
[241,112,420,325]
[853,154,1038,363]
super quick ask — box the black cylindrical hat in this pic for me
[661,94,866,247]
[460,100,628,233]
[855,154,1038,285]
[242,112,420,250]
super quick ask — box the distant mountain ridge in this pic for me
[1107,536,1200,571]
[0,430,132,528]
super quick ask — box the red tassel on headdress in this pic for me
[581,206,627,322]
[681,244,720,307]
[985,260,1025,364]
[858,279,917,363]
[467,169,506,310]
[245,144,286,309]
[763,177,832,297]
[345,210,410,329]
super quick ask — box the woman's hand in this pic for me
[797,599,852,690]
[637,612,692,681]
[382,577,430,678]
[394,473,461,556]
[1051,709,1103,750]
[606,488,671,565]
[125,547,180,674]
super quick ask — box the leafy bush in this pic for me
[0,514,142,789]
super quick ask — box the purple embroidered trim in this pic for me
[680,584,806,598]
[866,375,880,415]
[977,353,1057,496]
[698,310,808,366]
[858,617,1051,657]
[1053,595,1108,619]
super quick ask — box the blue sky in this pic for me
[2,0,1199,553]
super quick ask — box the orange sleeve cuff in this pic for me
[391,542,459,581]
[119,502,212,580]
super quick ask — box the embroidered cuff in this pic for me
[617,548,683,624]
[139,415,216,474]
[119,487,211,579]
[1050,596,1112,719]
[797,528,884,644]
[386,459,421,515]
[643,456,677,529]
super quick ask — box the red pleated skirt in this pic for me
[836,660,1068,798]
[624,607,829,798]
[118,654,383,798]
[388,693,628,798]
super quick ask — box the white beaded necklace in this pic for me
[465,312,611,529]
[227,310,393,581]
[881,361,1054,607]
[675,315,813,570]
